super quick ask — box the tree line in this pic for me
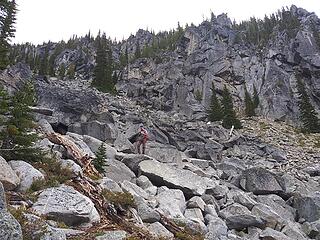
[232,7,301,48]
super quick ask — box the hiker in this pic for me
[136,124,149,154]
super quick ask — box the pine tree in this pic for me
[67,63,76,79]
[0,82,44,161]
[208,82,223,121]
[221,85,242,129]
[58,64,65,79]
[92,33,114,93]
[39,45,49,76]
[134,41,141,59]
[93,143,106,173]
[244,86,255,117]
[296,75,320,133]
[0,0,17,70]
[253,84,260,109]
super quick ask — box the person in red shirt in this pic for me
[136,124,149,154]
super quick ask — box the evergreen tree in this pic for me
[0,82,44,161]
[253,84,260,109]
[0,0,17,70]
[244,86,255,117]
[208,82,223,121]
[134,41,141,59]
[296,75,320,133]
[67,63,76,79]
[93,143,106,173]
[92,33,114,93]
[58,64,65,79]
[39,45,49,75]
[221,85,242,129]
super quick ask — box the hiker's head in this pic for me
[139,123,144,129]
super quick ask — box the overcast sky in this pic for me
[13,0,320,44]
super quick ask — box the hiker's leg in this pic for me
[137,141,141,154]
[142,139,147,154]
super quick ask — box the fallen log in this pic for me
[29,106,53,116]
[46,132,99,177]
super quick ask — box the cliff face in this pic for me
[7,6,320,124]
[117,6,320,124]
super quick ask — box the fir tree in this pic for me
[0,82,44,161]
[0,0,17,70]
[296,75,320,133]
[58,64,65,79]
[67,63,76,79]
[39,45,49,76]
[244,86,255,117]
[92,33,114,93]
[208,82,223,121]
[93,143,106,173]
[134,41,141,59]
[221,85,242,129]
[253,84,260,109]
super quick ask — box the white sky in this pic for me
[13,0,320,44]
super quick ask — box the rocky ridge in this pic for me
[1,74,320,239]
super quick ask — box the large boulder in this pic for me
[0,211,23,240]
[146,142,184,163]
[32,185,100,226]
[156,187,186,218]
[205,216,228,240]
[260,227,292,240]
[292,192,320,222]
[147,222,174,239]
[103,159,136,183]
[219,203,265,230]
[0,156,20,190]
[9,160,45,192]
[82,135,117,159]
[239,167,286,195]
[139,160,218,197]
[0,182,23,240]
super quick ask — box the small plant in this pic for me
[93,143,107,174]
[102,190,135,210]
[28,157,73,194]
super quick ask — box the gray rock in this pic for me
[0,156,20,190]
[134,196,160,223]
[136,175,154,189]
[99,177,123,193]
[147,141,184,163]
[147,222,174,239]
[184,208,204,222]
[32,185,100,226]
[0,182,6,210]
[120,180,149,199]
[204,205,218,217]
[139,160,218,197]
[58,159,83,178]
[232,191,257,210]
[239,167,285,195]
[206,184,229,200]
[187,196,206,211]
[95,230,127,240]
[82,135,117,159]
[260,227,292,240]
[117,153,153,174]
[251,203,283,229]
[71,120,118,143]
[38,119,55,134]
[0,210,23,240]
[205,216,228,239]
[293,192,320,222]
[281,222,308,240]
[255,195,296,222]
[103,159,136,183]
[9,160,45,192]
[156,188,186,218]
[219,203,265,230]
